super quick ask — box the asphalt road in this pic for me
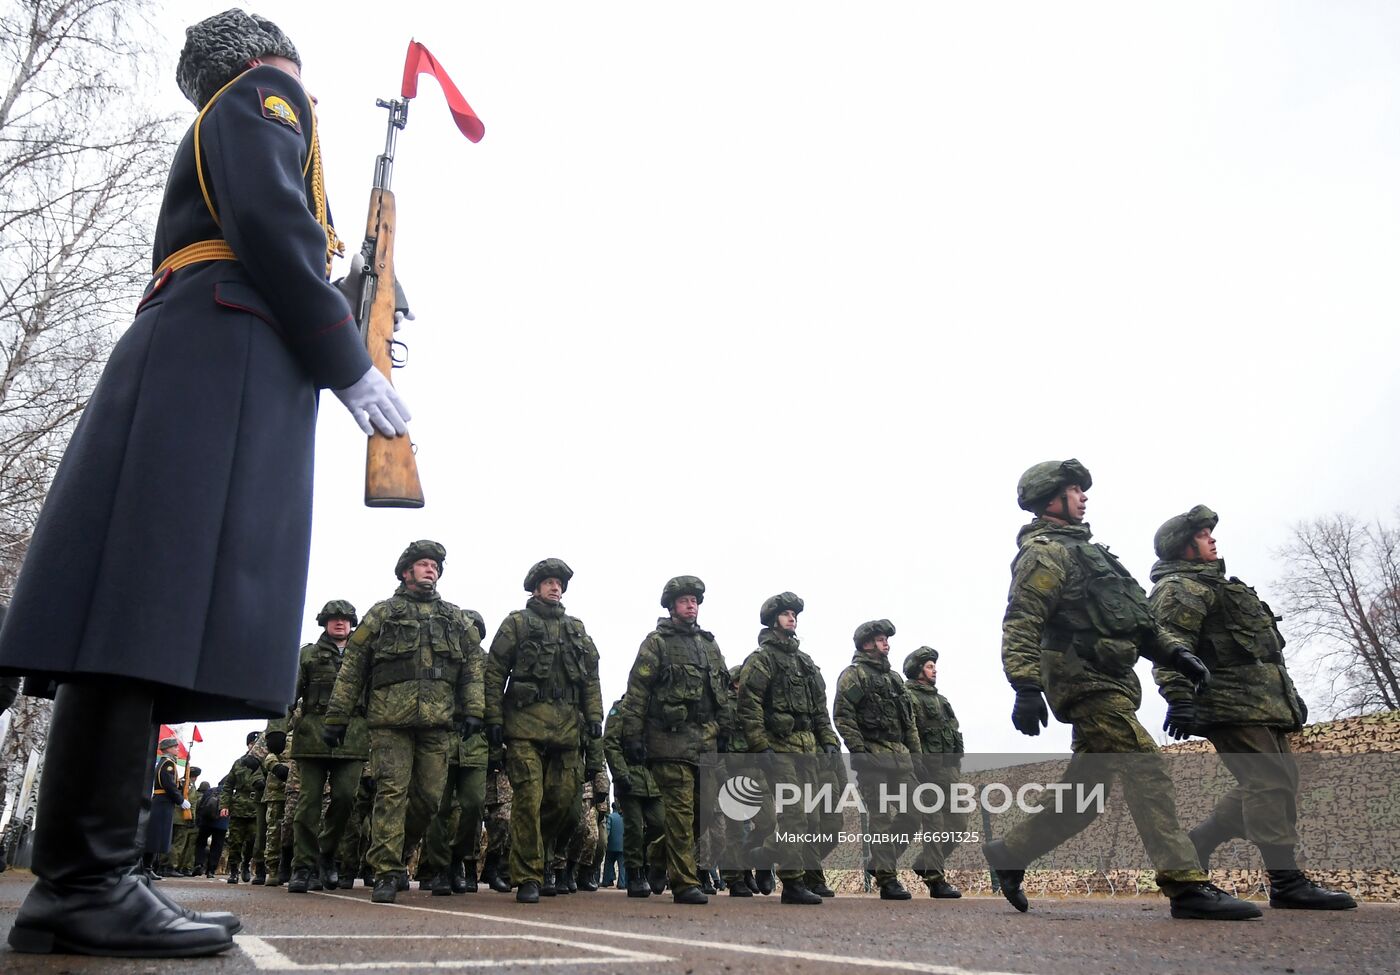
[0,871,1391,974]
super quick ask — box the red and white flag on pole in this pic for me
[191,725,203,744]
[401,40,485,142]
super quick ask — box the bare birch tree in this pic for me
[0,0,175,803]
[1275,512,1400,717]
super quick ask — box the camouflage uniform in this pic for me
[903,647,965,890]
[833,622,920,890]
[1147,506,1354,910]
[290,603,371,885]
[169,771,200,874]
[484,768,513,872]
[325,544,484,892]
[620,577,733,897]
[484,560,603,894]
[219,751,265,880]
[558,771,610,883]
[739,597,842,896]
[603,697,664,886]
[422,707,489,887]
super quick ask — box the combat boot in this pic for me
[251,862,267,886]
[728,878,753,896]
[371,877,398,904]
[879,879,912,900]
[647,864,668,895]
[240,862,251,883]
[431,870,453,896]
[673,884,709,905]
[395,873,410,892]
[780,881,823,905]
[576,862,599,892]
[1188,815,1238,871]
[287,868,311,894]
[1168,882,1263,920]
[559,865,576,894]
[925,879,962,899]
[699,874,717,896]
[276,848,293,887]
[806,871,835,898]
[318,854,339,891]
[754,868,775,895]
[516,881,540,904]
[744,871,759,894]
[627,874,652,898]
[226,861,240,884]
[6,682,233,958]
[540,871,557,897]
[489,858,512,894]
[454,859,473,893]
[1267,871,1357,910]
[982,839,1028,912]
[308,870,323,892]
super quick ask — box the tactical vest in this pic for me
[1039,533,1154,677]
[907,684,960,753]
[506,608,590,707]
[647,627,726,730]
[1201,575,1285,666]
[303,639,345,714]
[370,597,468,691]
[763,645,825,732]
[846,663,908,743]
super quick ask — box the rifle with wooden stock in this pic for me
[356,41,484,509]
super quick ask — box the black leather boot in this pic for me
[982,839,1028,912]
[251,862,267,885]
[372,877,398,904]
[456,859,475,893]
[276,848,293,887]
[431,869,453,896]
[7,682,232,957]
[754,868,775,895]
[226,861,240,884]
[287,867,311,894]
[540,870,557,897]
[576,862,598,892]
[780,881,822,904]
[806,870,835,898]
[240,862,251,883]
[1267,870,1357,910]
[561,864,577,894]
[318,853,339,891]
[627,873,652,897]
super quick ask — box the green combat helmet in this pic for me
[1154,505,1219,560]
[660,575,705,608]
[902,646,939,680]
[1016,458,1093,513]
[395,540,446,579]
[524,557,573,592]
[853,619,896,649]
[315,599,358,627]
[759,591,804,626]
[463,609,486,642]
[728,664,743,686]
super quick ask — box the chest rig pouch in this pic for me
[305,644,343,713]
[371,598,465,690]
[853,667,906,741]
[1211,577,1285,664]
[508,611,589,708]
[650,632,721,730]
[766,650,823,735]
[1043,540,1153,678]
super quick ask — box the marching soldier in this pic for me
[484,559,604,904]
[739,592,842,904]
[984,459,1260,920]
[481,766,514,893]
[1149,505,1355,910]
[620,576,734,905]
[220,733,266,884]
[903,646,964,898]
[287,600,369,893]
[258,721,291,885]
[833,620,918,900]
[604,696,665,897]
[323,541,484,904]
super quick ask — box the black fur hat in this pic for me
[176,9,300,109]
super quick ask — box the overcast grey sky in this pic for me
[154,2,1400,783]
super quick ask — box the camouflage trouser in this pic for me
[339,771,375,872]
[649,760,702,890]
[423,762,487,872]
[1001,694,1207,894]
[912,766,966,884]
[485,770,512,861]
[506,739,582,887]
[619,791,664,871]
[751,752,843,883]
[252,802,267,867]
[293,757,362,869]
[1202,724,1300,851]
[558,790,602,868]
[226,815,258,869]
[263,800,285,868]
[367,727,450,880]
[171,822,196,872]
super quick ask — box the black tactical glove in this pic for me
[485,724,504,747]
[614,775,632,795]
[264,731,287,756]
[1169,647,1211,694]
[1163,700,1196,740]
[623,739,646,765]
[271,763,290,781]
[462,715,484,739]
[322,724,348,749]
[822,744,840,755]
[588,721,603,739]
[1295,694,1308,724]
[487,756,503,774]
[1011,687,1049,736]
[238,753,261,771]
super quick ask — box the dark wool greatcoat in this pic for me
[0,65,372,720]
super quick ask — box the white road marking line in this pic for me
[235,932,669,971]
[315,892,1032,975]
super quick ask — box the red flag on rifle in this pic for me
[401,40,485,143]
[191,725,203,743]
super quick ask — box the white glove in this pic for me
[333,365,411,437]
[181,799,192,810]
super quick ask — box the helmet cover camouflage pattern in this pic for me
[853,619,896,649]
[902,645,940,680]
[759,591,805,626]
[463,609,486,642]
[661,575,706,609]
[729,664,744,685]
[1016,458,1093,513]
[395,540,446,580]
[524,557,573,593]
[1154,504,1220,560]
[315,599,358,627]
